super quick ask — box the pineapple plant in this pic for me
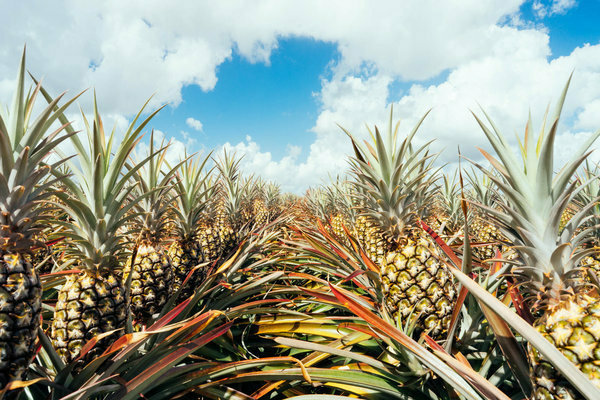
[196,177,223,263]
[168,154,211,299]
[50,95,162,366]
[465,168,509,262]
[471,77,600,398]
[123,131,181,323]
[342,108,456,339]
[573,160,600,277]
[0,50,77,389]
[264,182,282,222]
[433,171,464,245]
[214,150,245,255]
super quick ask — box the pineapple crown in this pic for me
[471,75,600,292]
[170,152,212,241]
[465,167,499,210]
[0,49,80,253]
[324,175,356,221]
[437,171,464,232]
[126,130,184,246]
[574,160,600,239]
[50,93,163,273]
[341,107,438,240]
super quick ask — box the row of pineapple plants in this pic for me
[0,50,288,396]
[3,47,600,399]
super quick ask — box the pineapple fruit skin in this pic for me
[51,271,127,367]
[380,228,456,338]
[529,294,600,399]
[168,240,204,299]
[198,226,222,262]
[124,244,172,323]
[0,254,41,389]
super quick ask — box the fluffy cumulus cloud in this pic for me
[1,0,599,193]
[185,117,203,131]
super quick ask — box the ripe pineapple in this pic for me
[168,154,211,299]
[465,168,508,262]
[342,108,456,339]
[214,151,245,255]
[0,50,77,389]
[471,77,600,398]
[123,131,179,323]
[50,95,162,366]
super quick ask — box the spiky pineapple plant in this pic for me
[0,50,77,389]
[342,109,456,339]
[464,167,510,262]
[168,153,211,299]
[123,131,181,323]
[214,150,246,255]
[433,171,464,244]
[50,95,162,366]
[471,77,600,399]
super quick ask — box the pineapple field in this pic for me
[3,48,600,400]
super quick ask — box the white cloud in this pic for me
[533,0,577,18]
[185,117,203,131]
[2,0,599,194]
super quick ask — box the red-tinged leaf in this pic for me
[337,323,378,338]
[44,236,66,246]
[165,311,221,343]
[41,268,82,278]
[479,302,532,395]
[124,321,234,394]
[489,249,504,277]
[342,269,365,283]
[148,297,192,331]
[422,333,445,352]
[76,329,122,362]
[420,220,462,267]
[446,283,469,340]
[218,281,233,289]
[507,279,534,324]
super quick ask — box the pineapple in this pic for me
[342,108,456,339]
[465,168,508,262]
[264,182,282,222]
[123,131,179,323]
[214,151,245,255]
[471,77,600,398]
[0,50,77,389]
[50,95,161,366]
[168,153,211,299]
[434,172,464,246]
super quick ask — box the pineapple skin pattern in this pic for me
[51,272,127,367]
[124,244,172,322]
[382,228,455,337]
[529,294,600,399]
[0,254,41,388]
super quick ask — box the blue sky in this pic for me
[1,0,600,192]
[151,38,339,158]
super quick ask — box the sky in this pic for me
[1,0,600,193]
